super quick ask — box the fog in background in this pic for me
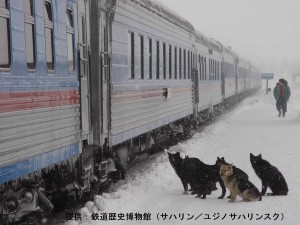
[159,0,300,79]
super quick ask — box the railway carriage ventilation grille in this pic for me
[0,0,11,69]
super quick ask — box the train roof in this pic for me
[195,31,222,53]
[131,0,194,33]
[208,38,222,53]
[195,30,210,46]
[216,41,238,57]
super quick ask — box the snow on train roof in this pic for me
[215,40,237,57]
[195,30,210,46]
[195,30,222,53]
[131,0,194,32]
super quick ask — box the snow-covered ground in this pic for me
[66,76,300,225]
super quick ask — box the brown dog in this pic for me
[219,164,261,202]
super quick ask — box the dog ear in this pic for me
[221,157,224,160]
[258,154,262,159]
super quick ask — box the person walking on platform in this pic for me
[273,78,291,118]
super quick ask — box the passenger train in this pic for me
[0,0,261,223]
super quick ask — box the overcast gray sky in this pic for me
[159,0,300,74]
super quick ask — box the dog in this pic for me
[250,153,288,196]
[220,163,262,202]
[178,155,226,199]
[195,158,226,199]
[217,157,249,198]
[217,157,249,180]
[165,150,217,199]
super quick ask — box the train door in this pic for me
[88,0,110,146]
[78,0,91,142]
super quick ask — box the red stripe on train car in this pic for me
[0,90,79,113]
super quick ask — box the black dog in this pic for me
[217,157,249,180]
[250,153,288,196]
[196,158,226,199]
[166,150,216,199]
[176,155,227,199]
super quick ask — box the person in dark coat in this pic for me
[273,78,291,117]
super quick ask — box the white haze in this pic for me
[158,0,300,76]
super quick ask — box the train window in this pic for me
[169,45,172,79]
[179,48,182,79]
[0,0,7,7]
[216,61,218,80]
[191,52,193,79]
[44,1,54,71]
[187,51,190,79]
[212,60,214,80]
[66,9,75,73]
[128,32,134,79]
[199,56,202,80]
[163,43,166,79]
[174,47,177,79]
[197,55,200,80]
[139,35,144,79]
[148,38,152,79]
[205,57,207,80]
[213,60,215,80]
[156,40,159,79]
[24,0,36,70]
[198,55,201,80]
[183,49,186,79]
[0,0,11,69]
[217,62,220,80]
[202,57,204,80]
[208,59,210,79]
[215,61,217,80]
[213,60,214,80]
[196,55,202,80]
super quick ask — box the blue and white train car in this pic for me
[0,0,80,186]
[110,0,194,154]
[237,57,250,94]
[221,46,238,99]
[250,64,261,89]
[194,31,222,114]
[207,38,222,106]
